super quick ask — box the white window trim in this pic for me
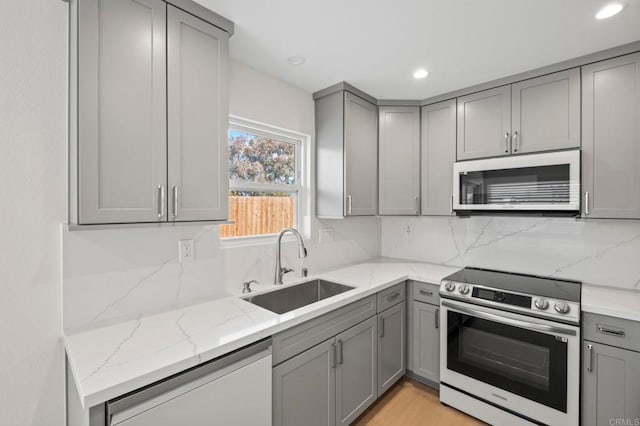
[222,115,310,247]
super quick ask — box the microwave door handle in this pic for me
[440,300,577,336]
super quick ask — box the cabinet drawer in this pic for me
[583,313,640,352]
[411,281,440,305]
[377,283,406,313]
[272,295,377,365]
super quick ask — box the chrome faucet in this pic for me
[274,228,308,285]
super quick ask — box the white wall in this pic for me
[63,60,380,332]
[382,216,640,289]
[0,1,67,425]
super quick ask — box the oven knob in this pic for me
[444,281,456,292]
[458,284,470,295]
[534,298,549,310]
[494,292,506,302]
[554,302,571,314]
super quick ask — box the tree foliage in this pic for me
[229,132,295,185]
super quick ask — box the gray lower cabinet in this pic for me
[335,316,378,426]
[457,85,512,160]
[421,99,456,216]
[70,0,230,225]
[378,106,421,215]
[582,341,640,426]
[273,339,335,426]
[273,315,377,426]
[315,86,378,218]
[377,302,406,396]
[582,52,640,219]
[411,301,440,384]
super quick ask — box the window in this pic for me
[221,117,307,240]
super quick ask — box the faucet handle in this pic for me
[242,279,259,294]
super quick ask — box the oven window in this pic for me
[447,311,568,412]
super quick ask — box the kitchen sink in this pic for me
[243,279,355,314]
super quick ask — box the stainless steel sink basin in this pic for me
[243,279,355,314]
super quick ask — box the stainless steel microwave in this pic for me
[453,150,581,212]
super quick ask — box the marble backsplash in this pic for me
[381,216,640,290]
[63,217,380,332]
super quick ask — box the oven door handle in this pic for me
[441,300,577,337]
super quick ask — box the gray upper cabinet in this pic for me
[582,53,640,219]
[582,341,640,426]
[335,316,377,426]
[71,0,231,225]
[511,68,580,154]
[457,85,511,160]
[378,107,420,215]
[76,0,168,224]
[421,100,456,216]
[457,69,580,161]
[273,338,336,426]
[315,87,378,218]
[377,302,405,396]
[167,5,229,222]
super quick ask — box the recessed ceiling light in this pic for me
[287,55,306,66]
[413,69,429,79]
[596,3,624,19]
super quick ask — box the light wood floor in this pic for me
[354,378,486,426]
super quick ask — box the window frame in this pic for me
[222,116,309,245]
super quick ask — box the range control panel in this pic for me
[440,280,580,324]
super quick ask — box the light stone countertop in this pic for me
[65,257,640,409]
[65,258,458,408]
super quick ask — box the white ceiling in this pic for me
[196,0,640,99]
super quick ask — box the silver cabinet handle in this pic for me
[346,195,352,216]
[504,132,510,153]
[586,344,593,373]
[379,317,385,338]
[387,292,400,302]
[157,185,165,219]
[584,192,590,216]
[435,308,440,329]
[597,326,625,337]
[419,289,433,297]
[512,131,519,152]
[415,196,420,215]
[330,342,337,368]
[450,196,453,214]
[337,339,343,365]
[172,186,179,218]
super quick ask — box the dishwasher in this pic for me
[106,338,272,426]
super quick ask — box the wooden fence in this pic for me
[220,196,295,238]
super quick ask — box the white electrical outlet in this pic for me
[404,225,412,236]
[179,239,194,263]
[319,228,334,243]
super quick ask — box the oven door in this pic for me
[440,299,579,425]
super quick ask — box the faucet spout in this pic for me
[274,228,308,285]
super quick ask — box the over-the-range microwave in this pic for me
[453,150,580,212]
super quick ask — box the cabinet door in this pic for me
[582,53,640,219]
[511,68,580,154]
[412,301,439,384]
[78,0,167,224]
[378,107,420,215]
[457,85,511,160]
[421,100,456,216]
[273,339,335,426]
[167,5,229,222]
[583,341,640,426]
[335,317,377,426]
[344,93,378,216]
[377,303,406,396]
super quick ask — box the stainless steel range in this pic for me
[439,267,581,426]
